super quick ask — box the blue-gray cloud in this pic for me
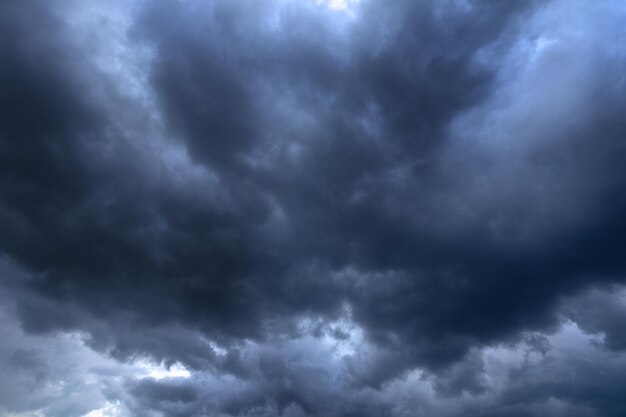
[1,0,626,416]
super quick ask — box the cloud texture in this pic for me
[1,0,626,416]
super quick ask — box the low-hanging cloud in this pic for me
[1,0,626,416]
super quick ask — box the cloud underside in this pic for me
[1,0,626,416]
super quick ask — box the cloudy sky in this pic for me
[1,0,626,416]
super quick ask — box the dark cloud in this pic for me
[2,0,626,416]
[561,286,626,351]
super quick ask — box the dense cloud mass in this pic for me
[1,0,626,416]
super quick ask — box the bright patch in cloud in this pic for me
[137,361,191,380]
[317,0,360,14]
[82,402,123,417]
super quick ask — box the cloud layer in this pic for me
[1,0,626,416]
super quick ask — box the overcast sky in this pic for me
[1,1,626,416]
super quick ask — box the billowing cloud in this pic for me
[1,0,626,416]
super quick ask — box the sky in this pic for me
[1,0,626,416]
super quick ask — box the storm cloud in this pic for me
[1,0,626,416]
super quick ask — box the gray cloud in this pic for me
[2,0,626,416]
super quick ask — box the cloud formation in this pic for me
[1,0,626,416]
